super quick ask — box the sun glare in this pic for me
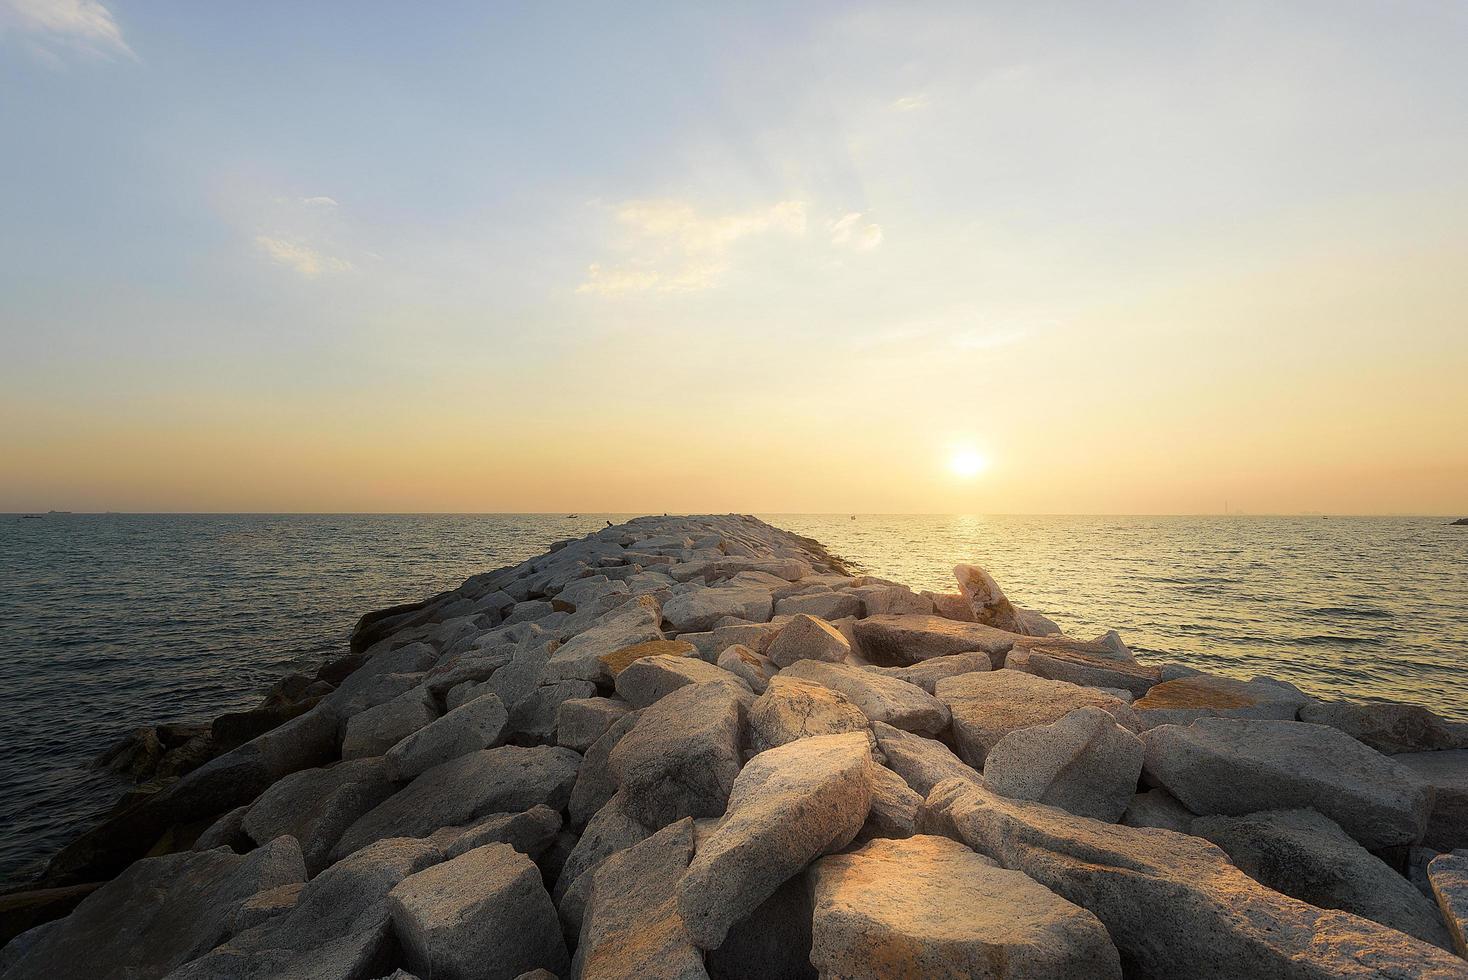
[949,449,988,478]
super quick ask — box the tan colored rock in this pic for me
[1428,850,1468,958]
[1133,674,1310,728]
[598,638,696,677]
[613,653,747,708]
[853,614,1016,667]
[781,660,949,735]
[862,651,992,694]
[983,706,1143,822]
[808,835,1121,979]
[952,563,1026,633]
[1006,644,1159,698]
[1396,749,1468,850]
[871,721,985,797]
[766,614,850,668]
[749,675,870,754]
[1300,699,1468,755]
[717,643,776,694]
[541,596,663,684]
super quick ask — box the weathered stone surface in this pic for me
[1120,787,1197,833]
[1301,699,1468,755]
[541,598,665,686]
[1192,808,1454,948]
[429,805,563,861]
[1142,718,1432,849]
[554,791,654,912]
[808,835,1121,979]
[334,745,581,859]
[1006,644,1160,698]
[5,837,306,980]
[773,589,862,620]
[853,614,1016,667]
[573,818,706,980]
[781,660,949,735]
[704,876,814,980]
[383,692,508,781]
[194,803,249,851]
[1428,850,1468,958]
[1396,750,1468,850]
[871,721,984,797]
[717,643,776,694]
[610,681,746,829]
[677,732,873,949]
[662,580,774,633]
[569,708,642,828]
[864,764,923,839]
[341,685,439,760]
[242,757,398,875]
[953,563,1027,633]
[556,696,631,752]
[921,778,1468,980]
[228,881,305,935]
[936,670,1139,768]
[983,706,1143,822]
[1133,674,1311,728]
[749,675,870,754]
[848,583,933,617]
[423,652,513,700]
[863,651,992,694]
[765,614,851,668]
[509,679,598,743]
[389,843,568,980]
[598,638,696,677]
[614,653,747,708]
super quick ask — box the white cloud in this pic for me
[300,196,339,208]
[892,93,930,111]
[830,212,883,251]
[1,0,135,62]
[254,236,354,279]
[578,199,808,294]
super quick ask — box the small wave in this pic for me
[1291,634,1385,647]
[1302,605,1394,620]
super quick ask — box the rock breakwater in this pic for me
[3,514,1467,978]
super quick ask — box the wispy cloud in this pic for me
[578,199,808,294]
[300,196,339,208]
[254,236,354,279]
[892,93,930,111]
[829,212,883,251]
[1,0,135,62]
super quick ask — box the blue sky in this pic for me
[2,1,1467,512]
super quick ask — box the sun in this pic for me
[949,449,988,478]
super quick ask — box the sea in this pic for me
[1,513,1465,885]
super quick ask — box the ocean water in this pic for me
[1,513,1465,885]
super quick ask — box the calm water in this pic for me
[1,513,1465,884]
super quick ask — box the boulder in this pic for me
[781,660,949,735]
[852,614,1016,667]
[677,732,873,949]
[1132,674,1311,728]
[598,638,696,677]
[229,882,304,935]
[808,835,1121,979]
[610,681,747,829]
[333,745,581,860]
[1141,719,1433,849]
[983,706,1143,823]
[749,675,870,754]
[920,778,1468,979]
[341,685,439,760]
[388,843,568,980]
[662,581,774,633]
[423,651,513,700]
[1395,750,1468,850]
[614,654,748,708]
[773,590,862,620]
[508,679,598,743]
[573,818,706,980]
[1120,787,1197,833]
[704,876,815,980]
[936,670,1139,768]
[556,697,632,752]
[952,563,1027,633]
[765,614,851,668]
[4,837,306,980]
[569,709,642,828]
[1300,700,1468,755]
[383,692,509,781]
[554,791,655,910]
[717,643,776,694]
[1006,645,1160,698]
[1192,808,1454,948]
[862,651,992,694]
[242,757,398,875]
[847,583,933,617]
[871,722,985,797]
[864,764,923,839]
[429,805,563,861]
[1428,851,1468,958]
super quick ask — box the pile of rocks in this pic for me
[4,514,1467,979]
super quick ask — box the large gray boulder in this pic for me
[716,643,776,694]
[1428,851,1468,958]
[936,670,1139,768]
[569,709,642,828]
[765,614,850,668]
[921,778,1468,979]
[662,580,774,632]
[862,651,992,694]
[341,685,439,760]
[389,843,568,980]
[780,660,949,735]
[773,590,862,620]
[852,614,1016,666]
[871,722,984,797]
[748,675,870,754]
[1393,749,1468,851]
[1192,808,1454,948]
[383,692,508,781]
[553,791,654,917]
[428,805,563,861]
[983,706,1143,823]
[1141,719,1432,849]
[333,745,581,859]
[1299,700,1468,754]
[541,596,664,684]
[4,838,306,980]
[613,654,748,708]
[572,818,707,980]
[509,679,599,743]
[677,732,873,949]
[808,835,1121,979]
[556,697,631,752]
[1005,644,1160,698]
[242,758,397,875]
[610,681,747,829]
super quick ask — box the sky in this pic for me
[2,1,1466,514]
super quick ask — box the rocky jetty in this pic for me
[4,514,1468,979]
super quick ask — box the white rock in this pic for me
[983,706,1143,823]
[341,685,439,760]
[766,614,850,668]
[383,693,508,781]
